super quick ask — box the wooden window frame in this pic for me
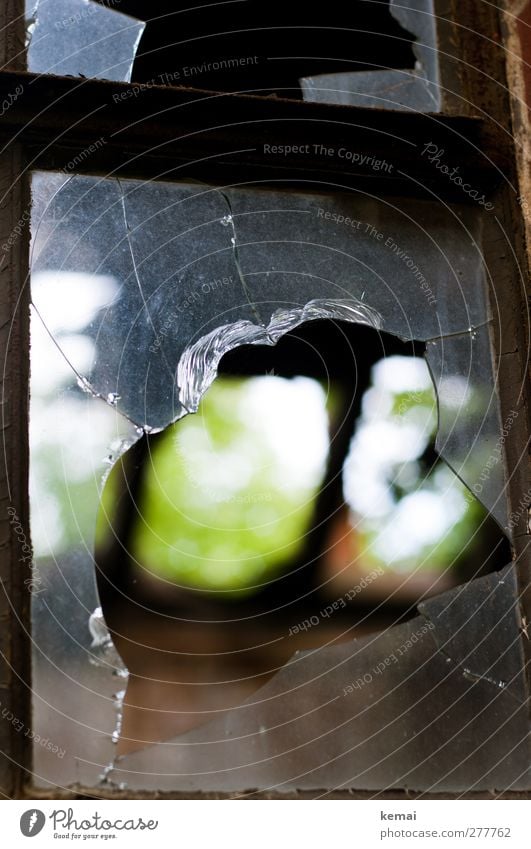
[0,0,529,799]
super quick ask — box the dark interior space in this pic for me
[94,320,511,752]
[102,0,418,97]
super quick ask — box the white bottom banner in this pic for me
[2,800,530,848]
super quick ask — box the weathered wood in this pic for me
[497,0,531,718]
[0,70,510,197]
[0,0,26,73]
[0,0,30,801]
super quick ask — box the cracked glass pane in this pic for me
[129,1,416,99]
[28,170,526,792]
[222,187,488,341]
[109,565,529,793]
[26,0,145,82]
[32,174,490,427]
[425,326,510,531]
[93,333,511,762]
[30,301,136,788]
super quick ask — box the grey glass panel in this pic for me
[301,69,438,112]
[26,0,145,82]
[301,0,441,112]
[31,174,258,428]
[223,187,487,341]
[109,565,529,793]
[425,326,511,532]
[30,306,136,788]
[29,171,523,792]
[32,174,489,429]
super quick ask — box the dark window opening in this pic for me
[95,320,511,754]
[119,0,417,98]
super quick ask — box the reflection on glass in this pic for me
[342,355,485,578]
[29,266,136,788]
[26,0,145,82]
[30,269,122,558]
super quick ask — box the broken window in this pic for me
[130,0,416,100]
[27,170,529,793]
[26,0,145,82]
[24,0,454,110]
[94,339,510,756]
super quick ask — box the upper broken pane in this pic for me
[26,0,145,82]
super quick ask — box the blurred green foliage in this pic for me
[120,377,327,595]
[96,362,490,596]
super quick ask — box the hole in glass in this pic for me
[95,320,510,754]
[127,0,417,98]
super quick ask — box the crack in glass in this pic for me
[28,171,524,791]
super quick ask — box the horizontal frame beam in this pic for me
[0,71,509,197]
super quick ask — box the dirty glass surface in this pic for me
[26,0,145,82]
[28,170,526,792]
[31,175,490,426]
[110,565,530,793]
[341,355,492,581]
[425,326,511,530]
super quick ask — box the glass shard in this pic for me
[26,0,145,82]
[425,326,511,532]
[301,0,441,111]
[30,303,137,788]
[108,565,529,792]
[177,298,383,414]
[29,169,520,791]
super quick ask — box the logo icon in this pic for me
[20,810,46,837]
